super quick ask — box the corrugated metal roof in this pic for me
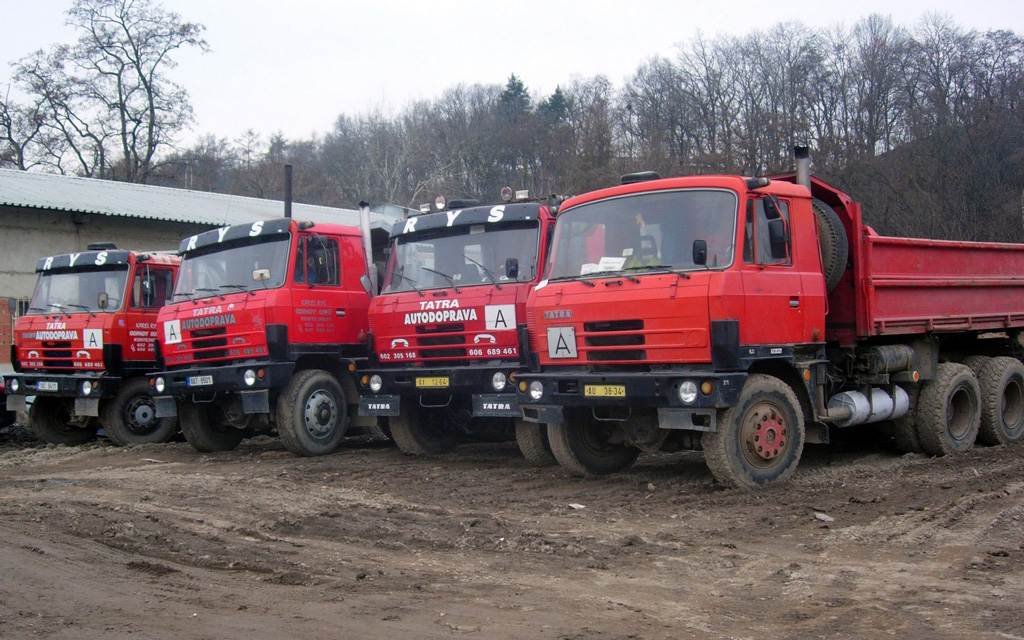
[0,168,397,230]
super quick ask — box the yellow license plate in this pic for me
[585,385,626,397]
[416,377,450,388]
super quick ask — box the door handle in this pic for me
[336,310,346,317]
[789,297,800,308]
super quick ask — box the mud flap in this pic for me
[74,397,100,417]
[359,394,400,417]
[472,394,519,417]
[240,390,269,414]
[154,396,178,418]
[6,394,27,412]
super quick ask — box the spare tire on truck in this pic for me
[812,199,848,293]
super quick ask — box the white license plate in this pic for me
[187,375,213,387]
[37,381,59,392]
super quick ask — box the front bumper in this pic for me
[150,361,295,418]
[4,373,122,416]
[515,369,747,425]
[358,365,521,418]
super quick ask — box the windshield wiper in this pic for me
[421,267,462,294]
[47,303,71,317]
[65,303,97,317]
[463,255,501,289]
[195,287,225,301]
[220,284,255,296]
[171,291,194,301]
[391,273,425,297]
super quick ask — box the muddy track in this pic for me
[1,427,1023,638]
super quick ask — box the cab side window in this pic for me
[743,198,791,266]
[131,267,175,309]
[294,236,341,286]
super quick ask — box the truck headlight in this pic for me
[528,381,544,401]
[243,369,257,387]
[154,377,166,394]
[678,380,698,404]
[369,375,383,393]
[491,372,507,392]
[9,378,19,393]
[81,380,92,396]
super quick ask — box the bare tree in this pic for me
[1,0,207,181]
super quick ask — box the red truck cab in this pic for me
[358,195,558,461]
[517,155,1024,488]
[6,245,180,445]
[149,218,377,456]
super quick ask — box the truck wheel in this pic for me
[812,199,849,293]
[890,383,923,453]
[276,370,349,457]
[915,362,980,455]
[702,374,805,489]
[547,411,640,476]
[179,400,244,452]
[976,357,1024,445]
[101,378,178,446]
[30,397,98,446]
[389,399,457,455]
[515,420,556,466]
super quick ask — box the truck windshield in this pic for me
[383,220,540,293]
[28,266,130,315]
[547,189,738,279]
[174,235,290,299]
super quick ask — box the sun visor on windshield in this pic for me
[179,219,294,254]
[35,250,132,272]
[393,203,541,237]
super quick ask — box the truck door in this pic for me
[126,264,175,361]
[290,234,352,345]
[739,197,808,346]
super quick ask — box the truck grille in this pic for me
[189,327,228,362]
[41,341,74,368]
[582,319,646,362]
[415,323,467,361]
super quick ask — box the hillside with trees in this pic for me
[2,2,1022,242]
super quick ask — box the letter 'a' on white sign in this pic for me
[164,319,182,345]
[485,304,516,331]
[547,326,577,359]
[83,329,103,349]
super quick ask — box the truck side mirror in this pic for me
[253,268,271,282]
[97,292,109,309]
[505,258,519,280]
[359,274,373,295]
[692,240,708,266]
[767,218,789,260]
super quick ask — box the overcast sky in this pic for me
[3,0,1022,148]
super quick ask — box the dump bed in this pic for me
[810,173,1024,345]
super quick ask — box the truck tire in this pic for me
[812,199,848,293]
[976,357,1024,445]
[276,370,349,457]
[915,362,981,456]
[890,383,923,453]
[179,400,244,452]
[702,374,805,489]
[30,397,98,446]
[101,378,178,446]
[547,410,640,476]
[515,420,556,466]
[390,398,457,455]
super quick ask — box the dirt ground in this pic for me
[1,421,1023,640]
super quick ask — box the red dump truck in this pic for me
[358,193,558,462]
[6,245,180,445]
[149,218,381,456]
[516,147,1024,488]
